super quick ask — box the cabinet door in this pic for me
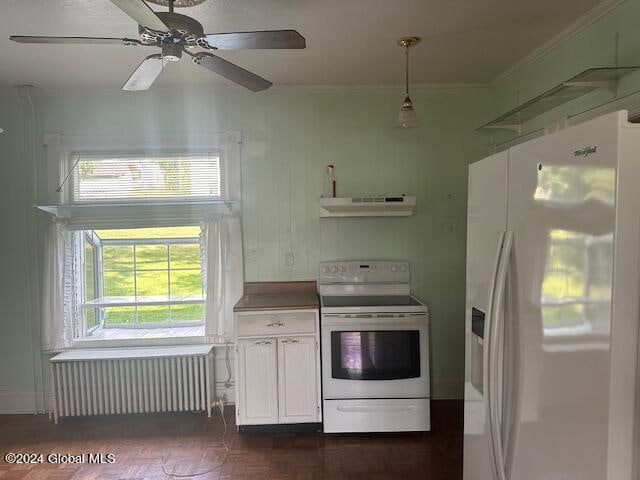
[237,339,278,424]
[277,336,319,423]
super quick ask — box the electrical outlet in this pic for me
[247,248,259,263]
[285,252,294,267]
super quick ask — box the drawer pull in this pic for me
[266,322,285,327]
[254,340,273,345]
[281,339,300,344]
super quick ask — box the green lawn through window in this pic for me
[91,226,204,326]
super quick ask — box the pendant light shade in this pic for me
[396,37,420,129]
[398,95,418,128]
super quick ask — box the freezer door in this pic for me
[464,151,508,480]
[506,112,619,480]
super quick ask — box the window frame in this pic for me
[45,130,241,206]
[79,230,205,330]
[44,131,242,347]
[63,150,225,205]
[80,231,103,336]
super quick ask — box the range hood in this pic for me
[319,195,416,217]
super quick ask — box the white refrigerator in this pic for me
[464,110,640,480]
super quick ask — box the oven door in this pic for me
[321,314,430,399]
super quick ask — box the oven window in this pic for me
[331,330,420,380]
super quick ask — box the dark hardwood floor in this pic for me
[0,400,462,480]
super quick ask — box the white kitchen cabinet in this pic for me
[236,339,278,424]
[277,336,319,424]
[235,309,321,427]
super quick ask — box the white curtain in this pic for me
[41,209,243,349]
[201,214,244,343]
[41,221,75,351]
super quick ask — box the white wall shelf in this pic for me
[319,195,416,217]
[35,200,238,228]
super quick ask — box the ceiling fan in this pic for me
[9,0,306,92]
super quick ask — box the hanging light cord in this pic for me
[404,43,410,97]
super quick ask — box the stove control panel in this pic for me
[319,261,410,284]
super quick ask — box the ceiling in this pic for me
[0,0,606,89]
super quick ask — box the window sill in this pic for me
[83,295,204,308]
[72,324,212,349]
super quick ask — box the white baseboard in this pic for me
[432,380,464,400]
[0,389,38,414]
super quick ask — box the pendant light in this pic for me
[397,36,420,129]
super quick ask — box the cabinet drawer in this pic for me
[237,311,316,337]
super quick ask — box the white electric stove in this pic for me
[319,260,431,433]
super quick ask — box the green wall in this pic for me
[4,0,640,412]
[0,90,38,412]
[1,85,490,412]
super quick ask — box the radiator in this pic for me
[50,346,214,423]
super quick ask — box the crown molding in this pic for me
[31,82,489,97]
[267,83,489,92]
[492,0,625,86]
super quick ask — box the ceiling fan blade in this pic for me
[109,0,170,33]
[10,35,145,45]
[204,30,306,49]
[193,53,272,92]
[122,54,165,91]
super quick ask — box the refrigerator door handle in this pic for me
[483,231,506,480]
[488,230,513,480]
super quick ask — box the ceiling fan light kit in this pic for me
[9,0,306,92]
[397,36,420,129]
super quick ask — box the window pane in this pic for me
[84,241,95,299]
[72,155,221,202]
[136,244,168,270]
[103,306,136,325]
[86,308,98,330]
[136,271,169,297]
[96,226,200,240]
[102,245,134,270]
[171,304,203,323]
[84,236,98,330]
[138,306,170,324]
[170,270,203,298]
[103,271,135,297]
[170,244,200,269]
[77,226,205,338]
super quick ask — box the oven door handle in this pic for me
[337,405,417,413]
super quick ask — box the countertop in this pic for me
[233,281,319,312]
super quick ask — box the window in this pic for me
[69,153,221,203]
[77,226,205,340]
[42,133,242,348]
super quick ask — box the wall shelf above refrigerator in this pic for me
[319,196,416,217]
[477,66,640,134]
